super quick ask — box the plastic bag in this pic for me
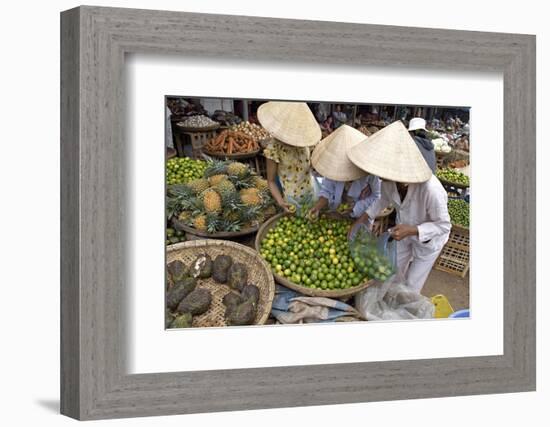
[348,224,396,282]
[355,275,435,321]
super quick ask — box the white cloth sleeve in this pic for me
[416,191,452,243]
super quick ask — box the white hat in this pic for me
[408,117,427,132]
[311,125,367,181]
[348,121,432,183]
[257,101,321,147]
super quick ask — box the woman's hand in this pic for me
[278,200,292,213]
[388,224,418,241]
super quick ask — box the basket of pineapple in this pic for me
[167,160,279,239]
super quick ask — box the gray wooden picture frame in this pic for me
[60,5,536,420]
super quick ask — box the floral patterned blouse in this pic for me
[263,138,312,200]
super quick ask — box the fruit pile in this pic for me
[166,160,278,233]
[166,227,185,246]
[448,198,470,228]
[349,227,394,282]
[166,157,208,185]
[229,121,271,142]
[165,254,261,328]
[436,168,470,186]
[260,216,367,291]
[177,115,218,129]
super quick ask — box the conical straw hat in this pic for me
[311,125,368,181]
[257,101,321,147]
[347,121,432,183]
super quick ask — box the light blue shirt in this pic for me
[318,175,381,218]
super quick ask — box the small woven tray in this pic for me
[167,239,275,327]
[255,213,375,298]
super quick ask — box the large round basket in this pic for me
[172,218,259,240]
[167,240,275,327]
[255,213,375,298]
[175,123,220,132]
[202,148,261,160]
[438,177,469,190]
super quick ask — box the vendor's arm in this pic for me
[416,189,452,243]
[266,158,290,212]
[310,197,329,216]
[352,176,382,218]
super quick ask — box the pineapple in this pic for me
[226,161,249,177]
[200,189,222,214]
[252,176,268,191]
[193,215,207,231]
[178,210,192,222]
[208,174,228,186]
[203,159,228,178]
[215,179,236,199]
[240,188,262,206]
[187,178,210,194]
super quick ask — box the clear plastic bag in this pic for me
[348,224,396,282]
[355,275,435,321]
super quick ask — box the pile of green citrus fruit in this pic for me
[259,215,368,291]
[436,168,469,186]
[349,227,394,282]
[166,157,207,185]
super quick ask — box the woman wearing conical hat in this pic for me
[309,125,381,219]
[258,101,321,212]
[348,121,451,294]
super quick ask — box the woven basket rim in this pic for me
[202,148,261,159]
[176,123,220,132]
[167,239,275,326]
[172,218,259,239]
[255,213,375,298]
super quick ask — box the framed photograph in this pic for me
[61,6,535,420]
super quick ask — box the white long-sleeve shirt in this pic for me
[366,175,451,251]
[318,175,381,218]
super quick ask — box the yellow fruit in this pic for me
[288,204,297,213]
[240,188,262,206]
[208,174,228,186]
[178,211,192,222]
[215,179,236,198]
[187,178,209,194]
[193,215,207,231]
[227,162,248,177]
[253,176,268,191]
[201,189,222,213]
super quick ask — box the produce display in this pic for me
[357,125,372,136]
[436,168,470,186]
[203,130,260,155]
[177,114,219,129]
[166,160,278,233]
[166,157,208,185]
[166,227,185,246]
[211,110,242,127]
[349,227,394,282]
[259,216,368,290]
[166,253,261,328]
[432,137,452,153]
[229,121,271,142]
[448,198,470,228]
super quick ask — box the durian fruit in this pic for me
[193,214,208,231]
[227,263,248,291]
[215,179,237,199]
[208,174,228,186]
[222,292,244,308]
[167,260,189,282]
[190,253,213,279]
[240,188,262,206]
[169,312,193,329]
[226,161,248,177]
[165,310,176,328]
[212,255,234,283]
[252,176,269,191]
[177,288,212,315]
[187,178,210,194]
[242,284,260,306]
[200,189,222,214]
[226,300,256,326]
[166,277,197,311]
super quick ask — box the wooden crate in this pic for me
[435,224,470,278]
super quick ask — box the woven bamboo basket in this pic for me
[435,224,470,278]
[172,218,259,240]
[202,148,261,160]
[166,240,275,327]
[255,213,375,298]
